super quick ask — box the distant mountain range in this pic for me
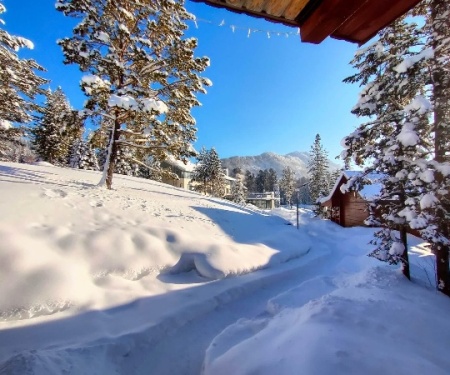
[221,151,340,178]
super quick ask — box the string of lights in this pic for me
[190,16,300,39]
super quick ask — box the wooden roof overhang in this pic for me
[191,0,423,44]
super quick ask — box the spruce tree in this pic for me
[231,171,247,205]
[266,168,278,192]
[255,169,267,192]
[0,1,47,126]
[0,120,25,161]
[244,170,256,193]
[209,148,226,197]
[280,166,296,207]
[191,147,226,197]
[341,15,431,279]
[191,147,210,194]
[57,0,210,189]
[308,134,330,203]
[32,88,83,165]
[395,0,450,294]
[426,0,450,294]
[70,138,100,170]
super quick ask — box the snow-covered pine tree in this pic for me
[425,0,450,294]
[69,138,99,170]
[191,146,209,194]
[231,171,247,205]
[0,120,25,161]
[207,147,226,197]
[0,1,47,126]
[280,166,295,207]
[393,0,450,294]
[191,147,226,197]
[266,168,278,192]
[114,145,140,176]
[32,88,83,165]
[244,170,256,193]
[255,170,267,193]
[308,134,330,203]
[341,14,431,279]
[56,0,210,189]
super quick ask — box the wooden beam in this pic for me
[265,0,296,18]
[190,0,300,27]
[283,0,309,20]
[245,0,268,13]
[331,0,423,44]
[299,0,369,44]
[226,0,246,8]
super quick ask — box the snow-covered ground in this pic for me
[0,162,449,374]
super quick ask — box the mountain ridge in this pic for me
[221,151,339,178]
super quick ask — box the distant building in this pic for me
[161,159,236,197]
[161,157,196,190]
[246,192,280,210]
[319,171,381,227]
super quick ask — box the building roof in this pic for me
[164,156,197,173]
[319,170,382,204]
[192,0,422,44]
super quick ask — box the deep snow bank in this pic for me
[203,266,450,375]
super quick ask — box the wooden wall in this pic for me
[341,190,369,227]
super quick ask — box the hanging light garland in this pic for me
[190,16,300,39]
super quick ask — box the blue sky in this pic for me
[4,0,364,160]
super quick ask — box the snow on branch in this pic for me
[108,95,168,114]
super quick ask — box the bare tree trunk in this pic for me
[400,226,410,280]
[431,0,450,296]
[105,117,121,189]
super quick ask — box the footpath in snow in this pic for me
[0,162,449,375]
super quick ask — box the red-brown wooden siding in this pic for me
[341,191,369,227]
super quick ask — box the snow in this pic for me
[405,95,432,115]
[165,155,196,172]
[108,95,168,113]
[320,170,381,203]
[0,162,449,374]
[0,119,12,129]
[394,48,434,73]
[420,192,438,210]
[204,267,450,375]
[397,122,419,147]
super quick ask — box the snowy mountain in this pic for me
[221,151,340,177]
[0,161,448,375]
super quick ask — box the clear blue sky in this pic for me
[3,0,364,160]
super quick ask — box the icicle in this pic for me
[231,25,235,33]
[219,19,225,26]
[194,20,198,29]
[267,31,270,39]
[285,33,289,38]
[247,29,251,38]
[296,28,300,35]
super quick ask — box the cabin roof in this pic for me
[319,170,382,204]
[192,0,422,44]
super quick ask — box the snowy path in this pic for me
[130,250,337,375]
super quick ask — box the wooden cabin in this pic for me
[192,0,422,45]
[319,171,381,227]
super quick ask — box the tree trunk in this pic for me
[105,117,121,189]
[431,0,450,296]
[400,225,410,280]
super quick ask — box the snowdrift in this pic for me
[203,265,450,375]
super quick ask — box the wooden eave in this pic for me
[191,0,423,44]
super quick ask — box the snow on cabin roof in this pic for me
[164,156,196,173]
[319,170,382,204]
